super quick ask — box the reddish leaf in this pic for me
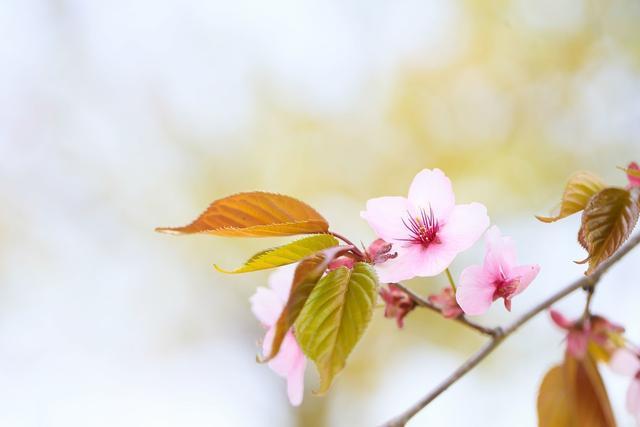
[156,192,329,237]
[537,171,605,223]
[577,187,640,274]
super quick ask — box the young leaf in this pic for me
[537,355,616,427]
[577,187,640,274]
[264,246,345,361]
[537,365,571,427]
[537,171,606,223]
[156,192,329,237]
[564,354,616,427]
[214,234,339,274]
[294,262,378,394]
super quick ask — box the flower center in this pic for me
[399,207,441,248]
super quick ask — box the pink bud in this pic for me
[380,284,416,328]
[366,238,397,265]
[627,162,640,189]
[428,288,463,319]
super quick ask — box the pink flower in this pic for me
[428,288,463,319]
[627,162,640,189]
[456,226,540,315]
[610,348,640,425]
[250,265,306,406]
[550,310,624,359]
[379,284,416,328]
[361,169,490,283]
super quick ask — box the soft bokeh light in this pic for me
[1,0,639,426]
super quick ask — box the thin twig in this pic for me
[393,283,500,337]
[382,232,640,427]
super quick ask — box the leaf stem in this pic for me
[328,231,366,260]
[444,268,457,292]
[381,231,640,427]
[582,284,595,322]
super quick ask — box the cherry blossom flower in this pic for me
[456,226,540,315]
[250,264,306,406]
[549,310,624,359]
[610,348,640,425]
[361,169,490,283]
[379,284,416,328]
[428,288,463,319]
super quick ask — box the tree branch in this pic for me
[393,283,500,337]
[382,232,640,427]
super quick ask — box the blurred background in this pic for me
[1,0,639,425]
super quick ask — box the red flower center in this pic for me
[399,207,441,248]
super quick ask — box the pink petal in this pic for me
[268,264,297,303]
[361,196,411,243]
[374,244,421,283]
[251,287,283,326]
[627,379,640,417]
[438,203,490,254]
[456,265,496,315]
[610,349,640,377]
[567,331,588,358]
[510,264,540,296]
[266,330,302,377]
[550,309,572,329]
[411,241,459,278]
[407,169,455,221]
[483,226,518,277]
[286,350,306,406]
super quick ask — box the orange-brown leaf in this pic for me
[537,355,617,427]
[537,365,571,427]
[537,171,606,223]
[564,354,617,427]
[577,187,639,274]
[156,192,329,237]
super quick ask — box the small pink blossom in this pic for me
[610,348,640,425]
[627,162,640,189]
[380,284,416,328]
[456,226,540,315]
[550,310,624,359]
[250,264,306,406]
[428,288,463,319]
[361,169,490,283]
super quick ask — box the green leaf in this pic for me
[537,171,606,223]
[263,246,345,361]
[214,234,339,274]
[577,187,640,274]
[294,262,378,394]
[156,191,329,237]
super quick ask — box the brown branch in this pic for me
[393,283,500,337]
[382,232,640,427]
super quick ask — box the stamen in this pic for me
[397,207,441,248]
